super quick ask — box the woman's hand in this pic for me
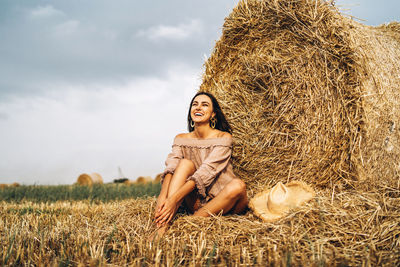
[155,193,167,218]
[154,196,179,226]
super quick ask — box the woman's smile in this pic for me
[190,94,215,123]
[192,111,207,121]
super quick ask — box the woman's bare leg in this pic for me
[152,159,196,240]
[193,179,247,217]
[167,159,196,197]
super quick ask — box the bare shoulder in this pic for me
[217,131,232,139]
[175,133,191,139]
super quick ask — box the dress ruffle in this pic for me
[187,173,207,197]
[173,137,232,148]
[160,169,174,184]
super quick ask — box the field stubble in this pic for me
[1,185,399,266]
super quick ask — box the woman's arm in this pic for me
[159,173,172,198]
[169,180,195,205]
[155,180,196,225]
[155,173,172,215]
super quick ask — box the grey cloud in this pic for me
[136,19,204,41]
[29,5,65,18]
[0,0,238,99]
[0,112,8,120]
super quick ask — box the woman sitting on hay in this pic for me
[153,92,248,238]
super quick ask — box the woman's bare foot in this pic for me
[149,224,168,242]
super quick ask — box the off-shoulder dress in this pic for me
[161,136,238,207]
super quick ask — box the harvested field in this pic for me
[2,0,399,266]
[1,185,399,266]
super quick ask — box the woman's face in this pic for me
[191,94,215,124]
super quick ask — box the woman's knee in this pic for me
[176,158,196,173]
[225,179,246,199]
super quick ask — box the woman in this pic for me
[153,92,248,237]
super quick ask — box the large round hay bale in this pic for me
[77,173,103,186]
[200,0,400,193]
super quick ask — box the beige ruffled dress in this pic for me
[161,136,238,206]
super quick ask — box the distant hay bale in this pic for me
[0,184,8,189]
[90,173,103,184]
[135,176,152,184]
[77,173,103,186]
[200,0,400,194]
[154,173,162,183]
[77,174,92,185]
[0,183,20,188]
[123,179,135,185]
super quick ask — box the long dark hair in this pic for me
[187,92,232,133]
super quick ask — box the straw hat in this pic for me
[249,181,315,222]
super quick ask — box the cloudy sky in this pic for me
[0,0,399,185]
